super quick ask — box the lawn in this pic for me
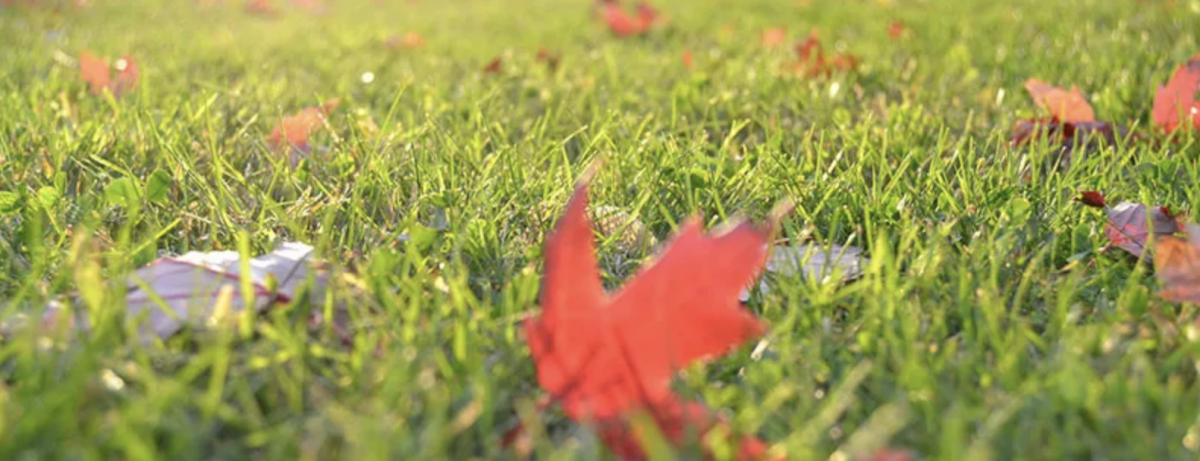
[1,0,1200,459]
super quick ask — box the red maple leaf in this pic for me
[1151,54,1200,134]
[523,167,784,459]
[79,52,139,98]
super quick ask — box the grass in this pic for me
[2,0,1200,459]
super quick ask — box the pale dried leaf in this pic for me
[40,241,329,344]
[739,242,867,301]
[591,205,657,251]
[1104,202,1182,260]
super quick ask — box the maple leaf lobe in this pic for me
[525,178,772,421]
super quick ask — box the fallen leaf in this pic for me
[1075,190,1107,208]
[385,31,425,49]
[245,0,278,16]
[795,30,820,61]
[1151,53,1200,134]
[483,56,503,75]
[1024,78,1096,122]
[826,54,859,72]
[739,241,867,302]
[682,50,694,69]
[79,51,110,94]
[536,47,561,72]
[1154,223,1200,303]
[590,205,657,252]
[524,166,785,459]
[602,3,640,36]
[1104,202,1184,259]
[1009,117,1121,153]
[268,99,340,162]
[40,242,331,344]
[1009,77,1128,160]
[888,21,905,39]
[600,1,659,37]
[761,27,787,47]
[785,30,858,78]
[79,52,139,97]
[634,2,658,30]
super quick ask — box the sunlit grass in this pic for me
[1,0,1200,459]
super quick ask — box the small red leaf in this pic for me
[634,2,658,30]
[536,47,561,72]
[79,51,111,95]
[888,21,905,39]
[268,99,340,160]
[600,1,659,37]
[79,52,138,98]
[483,56,503,75]
[761,27,786,47]
[385,31,425,49]
[786,30,857,78]
[1024,78,1096,122]
[794,30,820,61]
[1075,191,1107,208]
[1151,54,1200,134]
[603,3,641,36]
